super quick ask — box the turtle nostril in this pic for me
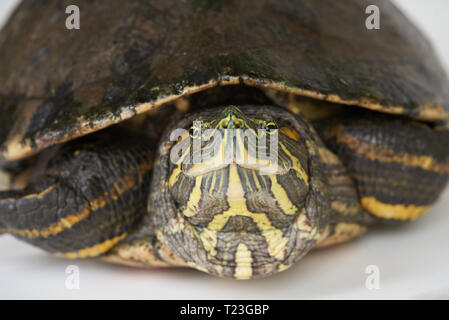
[221,120,229,129]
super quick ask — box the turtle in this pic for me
[0,0,448,280]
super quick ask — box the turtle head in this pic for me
[153,105,328,279]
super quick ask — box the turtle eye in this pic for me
[234,119,243,128]
[220,119,229,129]
[265,122,277,134]
[189,125,200,139]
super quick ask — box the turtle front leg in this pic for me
[0,130,154,258]
[316,110,449,222]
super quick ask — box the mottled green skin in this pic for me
[1,0,449,161]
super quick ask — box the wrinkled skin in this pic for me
[147,105,334,278]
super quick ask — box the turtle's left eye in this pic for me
[265,122,278,133]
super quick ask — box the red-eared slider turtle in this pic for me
[0,0,448,279]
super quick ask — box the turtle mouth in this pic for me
[174,130,292,177]
[182,161,289,177]
[170,111,294,177]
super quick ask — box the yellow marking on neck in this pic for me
[226,164,246,200]
[182,175,203,217]
[361,197,430,220]
[209,171,217,194]
[269,176,297,215]
[251,170,262,190]
[168,167,182,189]
[234,243,253,280]
[279,143,309,187]
[216,169,225,195]
[205,165,289,260]
[168,141,191,188]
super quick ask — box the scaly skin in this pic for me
[1,104,448,279]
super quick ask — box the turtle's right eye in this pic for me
[189,125,200,139]
[265,121,278,134]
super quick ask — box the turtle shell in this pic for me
[1,0,448,162]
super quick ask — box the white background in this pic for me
[0,0,448,299]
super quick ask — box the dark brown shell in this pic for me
[1,0,448,161]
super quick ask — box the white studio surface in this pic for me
[0,0,448,299]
